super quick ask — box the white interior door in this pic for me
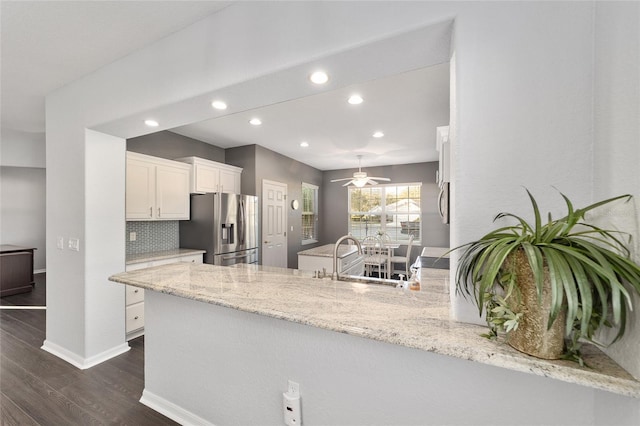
[262,180,287,268]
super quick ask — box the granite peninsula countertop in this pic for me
[298,243,358,258]
[126,248,206,265]
[108,262,640,399]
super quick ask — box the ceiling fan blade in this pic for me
[342,180,355,187]
[366,179,379,185]
[331,177,354,182]
[367,177,391,181]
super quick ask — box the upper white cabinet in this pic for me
[174,156,243,194]
[436,126,450,187]
[126,152,191,221]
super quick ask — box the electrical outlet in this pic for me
[287,380,300,397]
[129,232,137,242]
[283,388,301,426]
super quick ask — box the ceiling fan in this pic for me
[330,155,391,187]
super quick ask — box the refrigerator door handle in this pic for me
[239,199,245,245]
[222,252,253,261]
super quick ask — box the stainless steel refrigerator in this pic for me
[180,193,259,266]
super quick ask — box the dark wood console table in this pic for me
[1,245,36,297]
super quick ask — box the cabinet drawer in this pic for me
[125,285,144,305]
[179,254,203,264]
[125,303,145,333]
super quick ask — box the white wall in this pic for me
[0,128,46,270]
[0,166,46,270]
[592,1,640,379]
[145,291,640,425]
[0,128,45,168]
[45,0,639,391]
[450,1,595,321]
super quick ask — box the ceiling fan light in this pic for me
[353,179,368,188]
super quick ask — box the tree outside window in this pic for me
[302,183,318,244]
[348,183,421,243]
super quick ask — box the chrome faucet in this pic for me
[332,235,363,280]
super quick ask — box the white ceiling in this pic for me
[171,63,450,171]
[1,1,231,133]
[1,1,450,172]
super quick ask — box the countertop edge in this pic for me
[108,270,640,399]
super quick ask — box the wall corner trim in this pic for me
[41,340,130,370]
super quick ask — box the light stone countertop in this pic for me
[298,243,358,258]
[108,262,640,399]
[126,248,206,265]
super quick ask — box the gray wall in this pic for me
[225,145,257,195]
[253,145,324,268]
[127,131,225,162]
[322,162,449,263]
[0,166,46,271]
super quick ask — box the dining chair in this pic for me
[362,236,389,279]
[390,234,414,279]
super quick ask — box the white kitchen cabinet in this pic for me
[126,152,191,221]
[174,156,242,194]
[124,251,204,340]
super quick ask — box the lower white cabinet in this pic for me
[124,252,203,340]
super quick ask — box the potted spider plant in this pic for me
[454,189,640,363]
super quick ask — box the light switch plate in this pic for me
[57,236,64,250]
[68,238,80,251]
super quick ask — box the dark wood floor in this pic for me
[0,274,178,425]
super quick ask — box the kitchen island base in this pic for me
[142,290,640,426]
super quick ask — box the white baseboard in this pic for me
[34,269,46,274]
[41,340,130,369]
[140,389,215,426]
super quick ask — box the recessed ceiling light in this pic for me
[144,119,159,127]
[211,100,227,110]
[300,141,309,148]
[348,95,363,105]
[373,131,384,138]
[309,71,329,85]
[249,118,262,126]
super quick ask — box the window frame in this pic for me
[347,182,422,244]
[301,182,319,245]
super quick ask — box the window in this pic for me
[348,183,421,243]
[301,183,319,244]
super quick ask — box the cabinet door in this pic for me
[156,164,190,219]
[194,164,219,193]
[126,158,155,220]
[219,168,239,193]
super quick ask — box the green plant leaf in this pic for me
[525,188,542,242]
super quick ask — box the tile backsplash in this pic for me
[126,221,179,255]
